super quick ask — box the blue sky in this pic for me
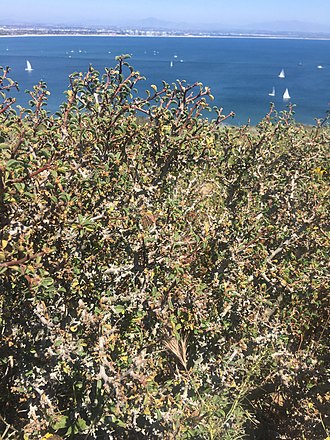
[3,0,330,31]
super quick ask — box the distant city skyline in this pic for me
[3,0,330,32]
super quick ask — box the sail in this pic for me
[268,87,275,97]
[278,68,285,78]
[170,61,173,68]
[283,88,291,100]
[25,60,33,71]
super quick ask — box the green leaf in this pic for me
[59,192,71,202]
[113,305,125,314]
[75,418,88,431]
[65,426,73,436]
[40,277,54,288]
[114,418,126,428]
[51,415,69,430]
[6,159,22,170]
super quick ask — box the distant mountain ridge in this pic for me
[244,20,330,33]
[124,16,330,35]
[1,16,330,37]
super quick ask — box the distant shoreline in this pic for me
[1,33,330,41]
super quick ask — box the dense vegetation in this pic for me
[0,57,329,439]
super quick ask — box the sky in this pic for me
[2,0,330,31]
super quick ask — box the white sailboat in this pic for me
[278,68,285,78]
[25,60,33,71]
[283,88,291,100]
[268,87,275,97]
[170,61,173,68]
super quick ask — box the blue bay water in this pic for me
[0,36,330,125]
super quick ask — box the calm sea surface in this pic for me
[1,36,330,125]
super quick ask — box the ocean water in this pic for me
[0,36,330,125]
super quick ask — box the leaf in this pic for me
[40,277,54,288]
[59,192,71,202]
[114,418,126,428]
[51,415,69,430]
[6,159,22,170]
[65,426,73,436]
[9,265,20,272]
[75,418,88,431]
[113,305,125,314]
[40,149,51,160]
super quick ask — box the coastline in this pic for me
[1,33,330,41]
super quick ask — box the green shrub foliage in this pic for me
[0,58,329,439]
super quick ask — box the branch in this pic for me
[11,163,53,183]
[0,250,47,268]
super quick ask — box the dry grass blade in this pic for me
[165,335,188,370]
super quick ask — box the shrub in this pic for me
[0,58,329,439]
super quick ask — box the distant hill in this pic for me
[1,17,330,39]
[124,17,330,36]
[244,20,330,34]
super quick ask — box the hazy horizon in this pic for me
[2,0,330,33]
